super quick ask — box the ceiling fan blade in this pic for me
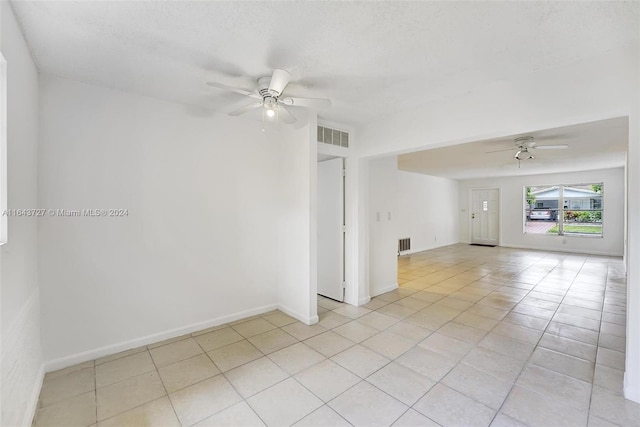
[485,147,516,154]
[277,105,297,124]
[279,97,332,109]
[533,144,569,150]
[206,81,261,99]
[268,69,292,96]
[229,101,263,116]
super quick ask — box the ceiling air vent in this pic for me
[318,126,349,148]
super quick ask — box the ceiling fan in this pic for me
[206,69,332,125]
[487,136,568,161]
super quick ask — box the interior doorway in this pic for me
[317,156,345,302]
[470,188,499,246]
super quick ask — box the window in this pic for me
[524,183,603,237]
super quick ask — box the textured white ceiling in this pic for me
[9,1,639,126]
[398,117,629,179]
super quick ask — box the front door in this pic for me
[471,188,499,246]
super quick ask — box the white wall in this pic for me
[348,155,371,306]
[277,113,318,324]
[368,156,398,296]
[356,43,640,401]
[38,75,303,367]
[625,96,640,403]
[458,168,624,256]
[397,170,459,253]
[0,2,44,425]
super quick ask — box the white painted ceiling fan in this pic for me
[487,136,568,162]
[206,69,332,125]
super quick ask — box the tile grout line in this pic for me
[36,246,626,427]
[312,300,439,426]
[234,330,346,426]
[348,251,608,426]
[395,255,517,423]
[287,374,355,426]
[585,257,611,421]
[400,247,620,424]
[93,350,169,425]
[489,253,596,424]
[400,256,494,416]
[193,326,271,427]
[403,249,587,424]
[362,253,524,423]
[209,312,363,425]
[584,256,628,422]
[147,345,183,426]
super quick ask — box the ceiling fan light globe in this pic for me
[265,108,275,118]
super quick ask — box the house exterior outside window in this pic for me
[524,184,603,236]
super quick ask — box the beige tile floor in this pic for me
[33,244,640,426]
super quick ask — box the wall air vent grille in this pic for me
[317,126,349,148]
[399,238,411,252]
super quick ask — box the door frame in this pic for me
[468,187,501,246]
[317,156,346,301]
[315,120,363,307]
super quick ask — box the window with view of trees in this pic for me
[524,183,603,236]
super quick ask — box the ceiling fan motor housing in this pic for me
[515,136,535,147]
[258,76,280,98]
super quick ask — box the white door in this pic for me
[317,157,344,301]
[471,188,499,246]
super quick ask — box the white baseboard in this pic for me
[455,241,621,257]
[624,371,640,403]
[358,296,371,306]
[501,244,622,257]
[278,304,318,325]
[400,247,427,256]
[371,283,398,297]
[23,364,45,426]
[44,304,278,372]
[399,243,460,256]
